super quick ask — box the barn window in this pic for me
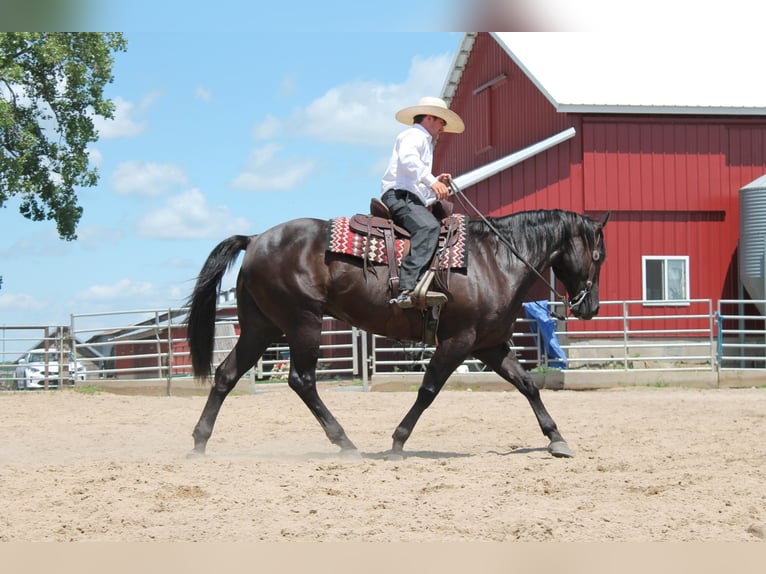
[642,256,689,305]
[472,74,505,154]
[473,88,491,152]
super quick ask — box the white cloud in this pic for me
[0,231,71,259]
[167,284,187,303]
[111,161,189,196]
[74,278,195,313]
[0,292,45,311]
[76,225,124,248]
[290,53,453,146]
[88,147,103,168]
[280,74,297,98]
[253,115,282,140]
[231,143,315,191]
[94,96,145,139]
[196,86,212,102]
[243,143,279,168]
[137,188,249,239]
[76,278,154,302]
[234,53,451,192]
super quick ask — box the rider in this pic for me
[380,96,465,309]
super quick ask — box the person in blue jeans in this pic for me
[380,97,465,308]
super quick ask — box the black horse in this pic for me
[185,208,609,459]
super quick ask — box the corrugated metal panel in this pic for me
[578,117,757,323]
[583,120,728,212]
[451,128,576,190]
[436,33,572,183]
[603,212,733,299]
[739,175,766,312]
[439,32,766,335]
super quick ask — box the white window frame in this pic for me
[642,255,690,306]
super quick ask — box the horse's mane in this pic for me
[467,209,598,260]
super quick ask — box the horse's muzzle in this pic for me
[568,288,598,320]
[575,305,598,320]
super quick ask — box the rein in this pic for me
[448,179,594,320]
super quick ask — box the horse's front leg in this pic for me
[473,344,573,458]
[389,345,466,460]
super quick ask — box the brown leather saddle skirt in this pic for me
[327,203,468,271]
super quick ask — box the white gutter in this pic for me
[451,127,576,190]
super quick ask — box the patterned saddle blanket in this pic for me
[327,213,468,270]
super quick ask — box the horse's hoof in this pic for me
[548,441,573,458]
[384,450,405,462]
[186,449,206,459]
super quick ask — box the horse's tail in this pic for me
[186,234,252,379]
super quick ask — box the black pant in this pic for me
[381,189,440,292]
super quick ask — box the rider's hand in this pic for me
[431,181,449,201]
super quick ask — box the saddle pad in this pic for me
[327,214,468,269]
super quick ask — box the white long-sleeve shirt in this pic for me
[380,123,438,206]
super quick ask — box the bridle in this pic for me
[566,231,602,314]
[448,179,601,319]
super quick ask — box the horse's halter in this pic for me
[566,231,603,313]
[449,179,601,319]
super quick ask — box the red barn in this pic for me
[435,33,766,334]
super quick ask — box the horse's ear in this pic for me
[597,210,610,229]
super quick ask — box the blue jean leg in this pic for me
[382,191,440,291]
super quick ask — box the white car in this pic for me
[13,349,87,390]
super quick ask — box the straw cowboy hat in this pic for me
[395,96,465,134]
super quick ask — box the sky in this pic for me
[2,0,763,335]
[0,12,469,330]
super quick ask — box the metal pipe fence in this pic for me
[717,299,766,369]
[370,318,542,375]
[2,299,765,392]
[550,299,718,372]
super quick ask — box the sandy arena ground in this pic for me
[1,385,764,543]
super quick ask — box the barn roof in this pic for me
[444,33,766,116]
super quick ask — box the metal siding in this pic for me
[583,120,731,212]
[436,32,576,213]
[740,181,766,306]
[727,126,766,300]
[440,32,766,335]
[580,117,747,328]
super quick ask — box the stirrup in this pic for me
[412,271,447,308]
[422,291,447,307]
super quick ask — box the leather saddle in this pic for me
[370,197,454,220]
[349,198,461,294]
[349,198,456,241]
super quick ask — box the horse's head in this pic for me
[552,211,609,320]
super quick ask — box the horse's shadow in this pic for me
[354,447,548,460]
[362,450,473,461]
[196,446,546,461]
[488,447,548,456]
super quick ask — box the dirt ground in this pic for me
[1,385,765,542]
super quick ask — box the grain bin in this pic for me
[739,174,766,315]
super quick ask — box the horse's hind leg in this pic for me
[473,344,573,458]
[189,326,280,457]
[286,318,358,455]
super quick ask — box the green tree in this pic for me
[0,32,127,240]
